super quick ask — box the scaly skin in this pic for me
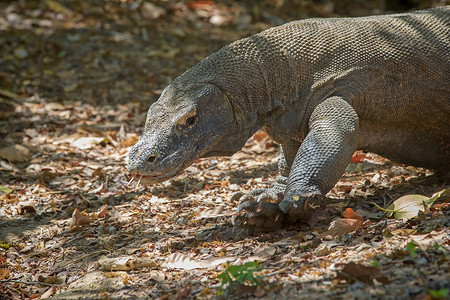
[128,7,450,231]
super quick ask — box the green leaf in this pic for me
[0,185,13,194]
[406,241,417,258]
[226,265,240,278]
[218,272,232,285]
[217,261,263,289]
[237,273,247,283]
[370,258,379,267]
[425,189,448,206]
[242,261,260,268]
[429,288,449,299]
[371,202,399,213]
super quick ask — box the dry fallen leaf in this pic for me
[19,201,36,215]
[409,230,448,250]
[72,137,106,149]
[253,131,269,143]
[72,208,92,226]
[40,286,56,300]
[164,253,237,270]
[372,189,447,220]
[0,268,10,280]
[343,208,364,225]
[336,261,389,284]
[120,135,139,147]
[98,256,157,271]
[0,144,30,162]
[193,206,236,220]
[98,204,111,219]
[254,285,266,297]
[390,229,417,236]
[0,185,13,194]
[175,285,192,300]
[319,219,361,239]
[319,208,363,238]
[248,246,276,261]
[45,0,74,15]
[351,152,367,163]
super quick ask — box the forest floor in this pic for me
[0,1,449,299]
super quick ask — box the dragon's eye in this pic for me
[177,108,197,128]
[185,116,196,126]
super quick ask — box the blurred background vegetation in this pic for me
[0,0,448,111]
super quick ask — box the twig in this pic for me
[0,279,64,287]
[261,266,290,278]
[384,191,396,207]
[126,174,136,187]
[58,249,109,268]
[35,191,67,195]
[191,283,220,296]
[136,175,142,189]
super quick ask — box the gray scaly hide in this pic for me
[128,7,449,229]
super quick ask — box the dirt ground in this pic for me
[0,1,449,299]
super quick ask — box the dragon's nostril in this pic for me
[147,154,156,163]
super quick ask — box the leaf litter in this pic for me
[0,1,449,299]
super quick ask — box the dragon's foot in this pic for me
[231,186,322,231]
[278,192,321,224]
[232,189,285,231]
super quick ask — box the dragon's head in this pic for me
[127,81,251,184]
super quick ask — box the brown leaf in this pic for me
[409,230,447,250]
[343,208,364,225]
[19,201,36,215]
[351,152,367,163]
[98,204,110,219]
[176,285,192,300]
[234,283,256,296]
[72,208,91,226]
[319,219,361,239]
[253,131,269,143]
[254,285,265,297]
[121,135,139,147]
[0,144,30,162]
[249,246,276,261]
[336,262,389,284]
[0,268,10,280]
[40,287,56,299]
[317,208,364,238]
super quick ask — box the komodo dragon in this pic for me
[128,6,450,230]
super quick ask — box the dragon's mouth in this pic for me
[129,168,184,186]
[127,150,195,187]
[127,138,217,187]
